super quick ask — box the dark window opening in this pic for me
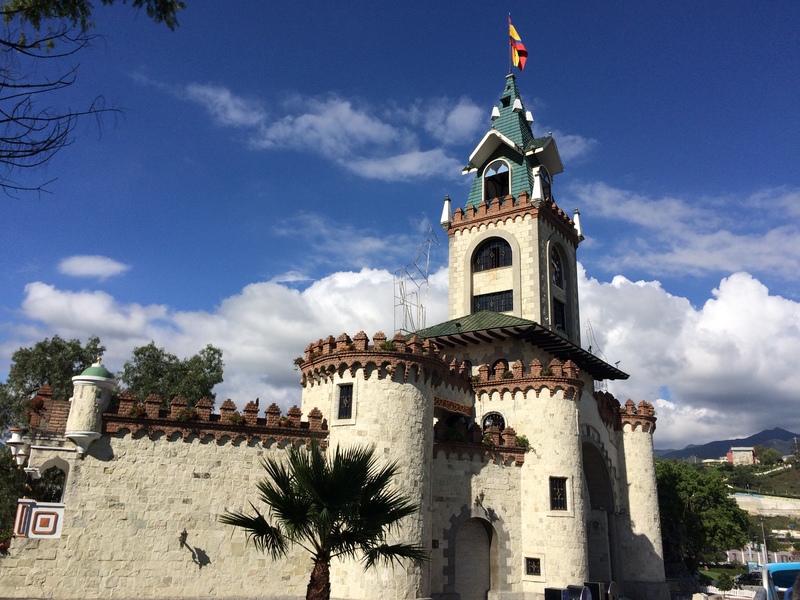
[525,557,541,576]
[473,238,512,272]
[553,299,567,332]
[550,477,568,511]
[337,384,353,420]
[474,290,513,313]
[539,167,552,200]
[31,466,66,503]
[550,246,564,288]
[484,160,509,201]
[482,412,505,431]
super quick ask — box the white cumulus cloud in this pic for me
[58,255,130,279]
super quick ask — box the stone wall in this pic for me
[1,433,316,599]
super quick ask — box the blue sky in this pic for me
[1,1,799,450]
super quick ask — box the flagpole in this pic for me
[508,13,513,74]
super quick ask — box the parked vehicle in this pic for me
[737,571,765,588]
[761,562,800,600]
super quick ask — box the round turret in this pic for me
[65,359,117,456]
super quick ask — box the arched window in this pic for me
[31,465,67,503]
[484,160,509,201]
[539,166,552,200]
[550,246,564,289]
[482,412,506,431]
[473,238,512,272]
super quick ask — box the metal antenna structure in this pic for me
[394,227,439,335]
[584,319,611,392]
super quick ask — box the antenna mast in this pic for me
[394,227,439,335]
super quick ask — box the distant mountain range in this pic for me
[656,428,800,461]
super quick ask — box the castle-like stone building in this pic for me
[1,75,669,600]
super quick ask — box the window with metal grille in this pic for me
[549,477,568,511]
[525,557,541,576]
[473,290,513,313]
[337,384,353,420]
[473,238,512,272]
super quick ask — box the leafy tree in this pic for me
[220,442,427,600]
[0,0,186,193]
[0,335,104,430]
[716,572,734,597]
[727,465,759,491]
[0,446,26,550]
[759,448,783,467]
[656,459,750,576]
[119,342,223,407]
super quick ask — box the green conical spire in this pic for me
[492,74,535,149]
[462,75,562,208]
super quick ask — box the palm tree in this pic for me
[219,441,427,600]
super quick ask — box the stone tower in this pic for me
[441,73,582,345]
[64,360,116,455]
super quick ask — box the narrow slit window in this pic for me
[549,477,568,511]
[338,384,353,420]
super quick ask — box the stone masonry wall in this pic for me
[0,433,316,599]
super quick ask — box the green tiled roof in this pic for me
[414,312,629,381]
[463,75,555,208]
[493,74,535,149]
[415,312,536,338]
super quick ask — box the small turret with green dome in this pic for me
[66,357,117,455]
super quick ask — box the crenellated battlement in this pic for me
[619,399,657,433]
[446,191,579,244]
[25,385,328,447]
[433,420,528,466]
[471,357,584,400]
[300,331,472,392]
[593,390,623,430]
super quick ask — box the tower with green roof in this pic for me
[65,359,116,455]
[440,73,583,345]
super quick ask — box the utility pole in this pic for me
[760,518,768,565]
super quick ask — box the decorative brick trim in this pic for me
[433,442,526,466]
[301,332,471,393]
[619,399,656,434]
[593,390,622,430]
[26,386,69,435]
[446,192,580,246]
[472,358,583,400]
[103,398,328,447]
[434,396,472,417]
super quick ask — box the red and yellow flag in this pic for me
[509,16,528,72]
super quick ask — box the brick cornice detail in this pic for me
[433,441,526,466]
[446,192,580,246]
[300,332,471,393]
[593,390,623,431]
[104,396,328,446]
[433,396,472,417]
[619,399,657,434]
[472,358,584,401]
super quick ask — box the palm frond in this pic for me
[218,503,287,560]
[361,542,427,570]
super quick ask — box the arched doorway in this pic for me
[582,441,618,584]
[454,518,493,600]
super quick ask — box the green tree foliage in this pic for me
[716,572,734,596]
[656,459,750,575]
[759,448,783,467]
[0,447,26,549]
[119,342,223,407]
[0,0,185,193]
[0,335,104,430]
[220,442,427,600]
